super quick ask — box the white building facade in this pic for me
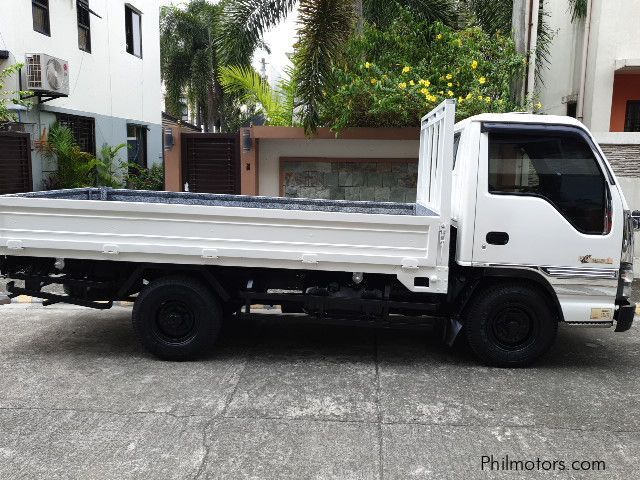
[539,0,640,163]
[0,0,162,190]
[538,0,640,271]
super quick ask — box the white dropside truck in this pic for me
[0,101,635,366]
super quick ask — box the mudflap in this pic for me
[615,301,636,332]
[444,316,463,346]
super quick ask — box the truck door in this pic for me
[472,123,623,275]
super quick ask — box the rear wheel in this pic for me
[463,283,557,367]
[132,276,222,360]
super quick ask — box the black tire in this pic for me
[463,282,557,367]
[132,276,222,360]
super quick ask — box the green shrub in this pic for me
[39,124,129,189]
[321,12,528,130]
[95,143,127,188]
[125,163,165,191]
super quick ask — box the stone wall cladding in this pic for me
[600,144,640,178]
[282,159,418,202]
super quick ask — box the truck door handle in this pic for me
[486,231,509,245]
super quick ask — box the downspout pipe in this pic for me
[577,0,593,122]
[525,0,540,108]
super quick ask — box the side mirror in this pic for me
[632,210,640,231]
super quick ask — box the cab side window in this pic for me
[488,132,609,235]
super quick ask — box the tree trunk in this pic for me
[354,0,364,34]
[511,0,528,104]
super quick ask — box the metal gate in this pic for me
[0,132,32,194]
[181,133,240,194]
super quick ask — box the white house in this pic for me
[0,0,162,190]
[537,0,640,270]
[538,0,640,175]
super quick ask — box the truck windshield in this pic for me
[488,132,609,235]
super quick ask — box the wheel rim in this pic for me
[154,300,196,343]
[488,305,536,350]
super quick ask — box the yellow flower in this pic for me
[420,88,429,95]
[447,90,454,97]
[436,34,443,40]
[466,93,473,100]
[402,66,412,74]
[485,97,491,103]
[471,60,478,70]
[409,80,415,86]
[536,101,543,109]
[419,79,431,87]
[479,76,486,84]
[370,78,378,85]
[398,82,407,89]
[438,90,444,95]
[365,62,372,69]
[446,74,453,80]
[428,95,437,102]
[458,96,464,103]
[447,82,453,87]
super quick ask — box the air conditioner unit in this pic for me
[25,53,70,97]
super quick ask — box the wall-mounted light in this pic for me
[164,127,174,150]
[242,129,253,152]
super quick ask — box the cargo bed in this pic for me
[0,188,446,293]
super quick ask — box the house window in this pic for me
[125,5,142,57]
[624,101,640,132]
[57,113,96,155]
[32,0,50,36]
[77,0,91,52]
[566,101,577,118]
[127,124,147,167]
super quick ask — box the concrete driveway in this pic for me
[0,303,638,479]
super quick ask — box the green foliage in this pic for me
[364,0,459,29]
[38,124,131,189]
[94,143,127,188]
[124,163,165,191]
[218,65,294,126]
[462,0,512,34]
[162,1,245,132]
[0,63,32,122]
[294,0,356,133]
[568,0,588,21]
[38,123,96,189]
[321,15,527,130]
[218,0,297,66]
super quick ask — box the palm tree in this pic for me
[218,65,295,126]
[162,0,267,132]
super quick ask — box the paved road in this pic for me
[0,304,638,479]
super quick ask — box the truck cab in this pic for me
[445,110,635,363]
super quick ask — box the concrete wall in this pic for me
[0,0,162,189]
[257,139,420,197]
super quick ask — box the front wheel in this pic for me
[463,283,558,367]
[132,276,222,360]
